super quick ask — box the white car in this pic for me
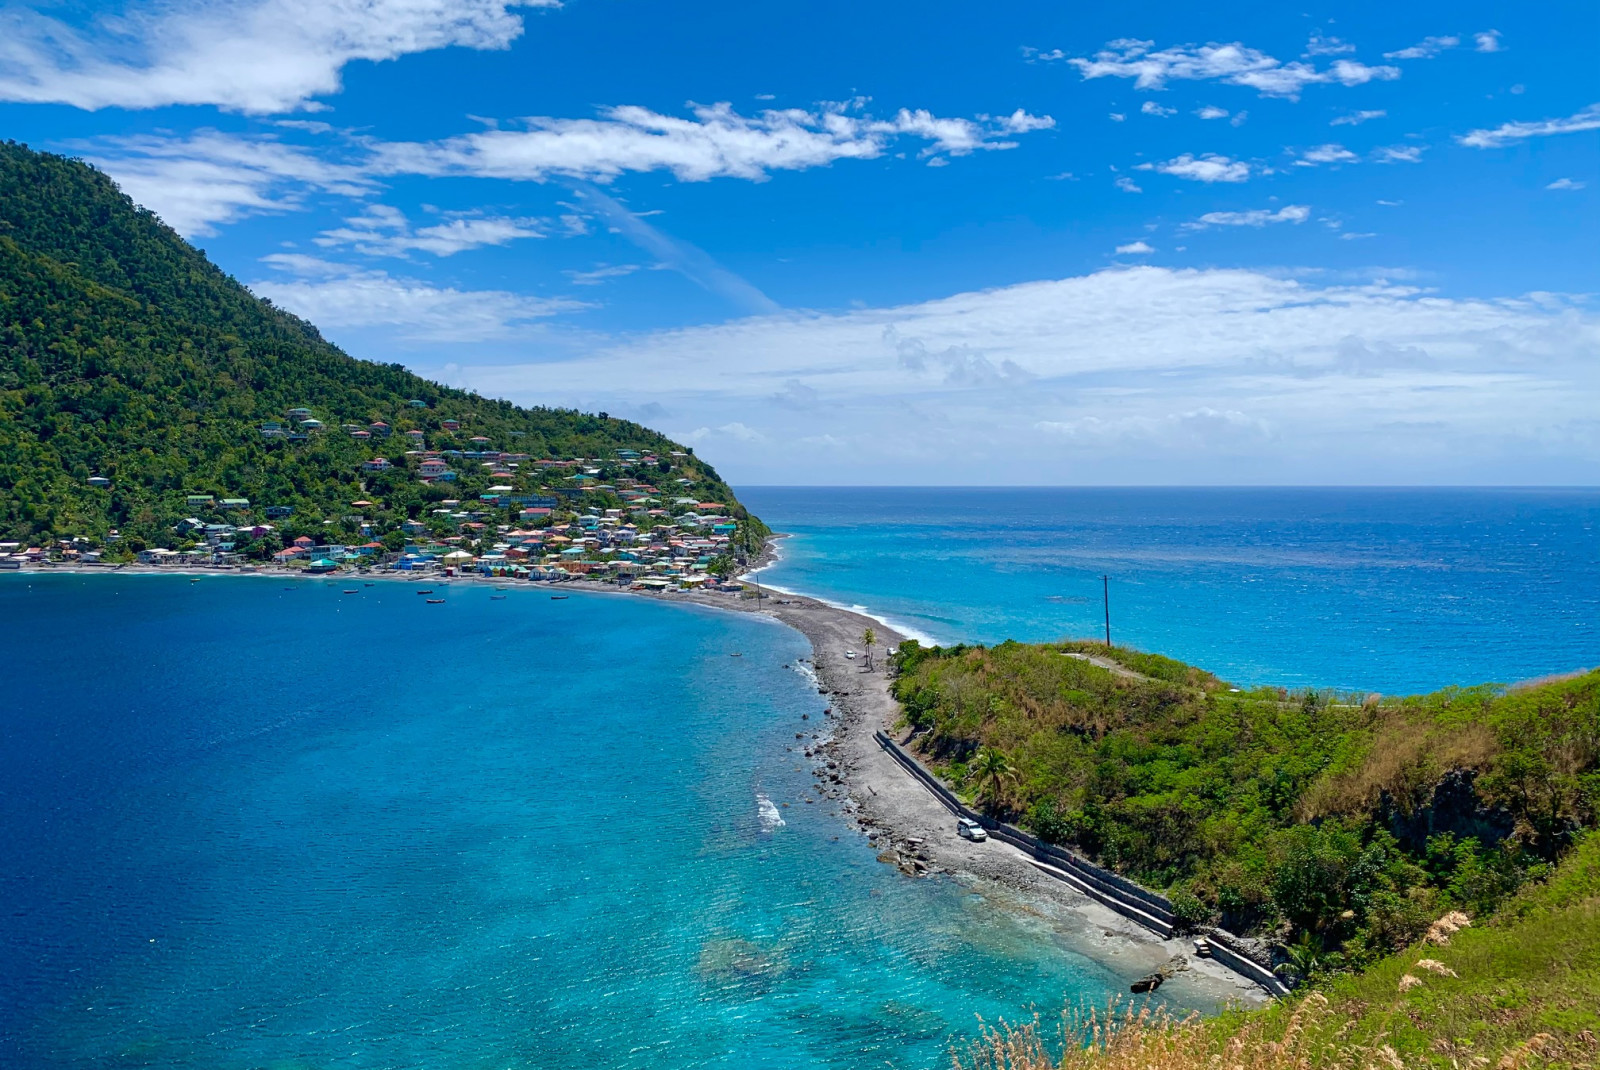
[957,818,988,842]
[844,650,857,660]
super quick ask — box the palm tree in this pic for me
[969,746,1016,809]
[861,627,877,670]
[1274,930,1325,984]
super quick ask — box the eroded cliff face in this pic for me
[1382,769,1515,852]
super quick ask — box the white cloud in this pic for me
[1195,105,1230,120]
[0,0,549,113]
[1115,176,1142,193]
[1058,38,1399,99]
[1474,30,1503,53]
[251,254,585,341]
[1331,109,1386,126]
[996,108,1057,133]
[1139,153,1250,183]
[314,204,544,257]
[1115,241,1155,254]
[1458,103,1600,149]
[370,102,1052,182]
[1547,178,1586,191]
[1108,112,1126,122]
[1384,35,1459,60]
[1038,407,1271,447]
[75,131,373,235]
[1184,204,1311,229]
[1372,145,1425,163]
[1140,101,1176,117]
[675,422,767,444]
[1299,143,1359,165]
[1339,232,1377,240]
[431,266,1599,483]
[1304,33,1356,57]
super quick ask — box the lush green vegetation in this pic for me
[960,832,1600,1069]
[892,638,1599,975]
[0,140,757,554]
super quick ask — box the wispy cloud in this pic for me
[1331,109,1386,126]
[1458,103,1600,148]
[1383,35,1459,60]
[1140,101,1176,117]
[1184,204,1310,229]
[1546,178,1586,191]
[1138,153,1250,182]
[251,254,586,341]
[1372,145,1425,163]
[1053,38,1400,99]
[314,204,544,257]
[0,0,551,113]
[1114,241,1155,254]
[565,263,645,284]
[1115,176,1142,193]
[1474,30,1504,53]
[74,130,373,235]
[572,184,780,315]
[370,101,1054,182]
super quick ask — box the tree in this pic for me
[1274,929,1326,985]
[861,627,877,670]
[969,746,1016,809]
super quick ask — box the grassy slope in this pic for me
[891,639,1599,963]
[960,833,1600,1068]
[0,140,749,545]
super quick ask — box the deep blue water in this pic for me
[0,576,1208,1070]
[738,487,1599,694]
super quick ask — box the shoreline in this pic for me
[8,555,1268,1009]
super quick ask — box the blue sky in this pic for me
[2,0,1596,484]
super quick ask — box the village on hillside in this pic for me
[4,404,760,590]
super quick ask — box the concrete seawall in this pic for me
[875,730,1292,998]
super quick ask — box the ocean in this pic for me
[5,487,1594,1068]
[738,487,1599,694]
[0,575,1204,1070]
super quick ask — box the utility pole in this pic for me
[1102,575,1111,648]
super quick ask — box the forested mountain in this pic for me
[0,140,746,550]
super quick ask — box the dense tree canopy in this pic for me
[0,140,747,547]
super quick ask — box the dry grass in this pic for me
[1298,713,1500,820]
[953,994,1395,1070]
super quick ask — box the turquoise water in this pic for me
[738,487,1599,694]
[0,575,1199,1070]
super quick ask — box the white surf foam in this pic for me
[756,793,786,830]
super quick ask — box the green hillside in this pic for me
[892,639,1599,975]
[959,833,1600,1069]
[0,140,753,553]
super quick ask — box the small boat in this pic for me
[363,583,375,587]
[342,589,358,594]
[550,595,569,600]
[490,595,507,600]
[426,598,445,604]
[417,590,433,594]
[729,652,743,657]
